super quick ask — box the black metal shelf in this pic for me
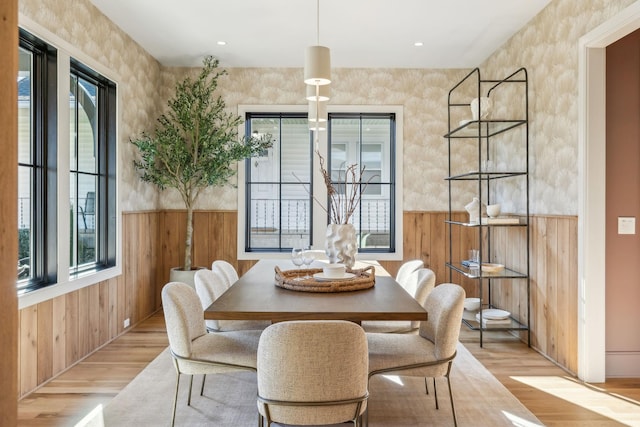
[445,67,530,347]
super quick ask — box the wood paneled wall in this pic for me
[18,210,578,398]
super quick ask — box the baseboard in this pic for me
[606,351,640,377]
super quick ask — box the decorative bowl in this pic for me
[481,263,505,274]
[486,204,501,218]
[463,297,481,311]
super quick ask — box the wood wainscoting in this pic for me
[17,210,578,398]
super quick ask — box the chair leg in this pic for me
[424,377,429,395]
[171,372,180,427]
[200,374,206,396]
[433,377,439,409]
[187,375,194,406]
[446,374,458,427]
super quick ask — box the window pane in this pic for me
[246,114,312,251]
[18,48,32,164]
[17,167,32,282]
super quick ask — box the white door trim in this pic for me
[578,1,640,382]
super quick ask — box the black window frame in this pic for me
[17,29,58,294]
[69,59,117,275]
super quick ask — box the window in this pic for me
[243,113,313,251]
[17,29,57,293]
[69,61,117,275]
[239,106,402,259]
[17,27,118,297]
[329,113,395,251]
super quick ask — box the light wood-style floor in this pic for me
[17,311,640,426]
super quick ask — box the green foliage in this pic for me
[132,56,271,206]
[131,56,272,270]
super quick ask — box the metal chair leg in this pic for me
[171,373,180,427]
[200,374,206,396]
[433,377,439,409]
[446,374,458,427]
[424,377,429,395]
[187,375,194,406]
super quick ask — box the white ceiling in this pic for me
[90,0,550,69]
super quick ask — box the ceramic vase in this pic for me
[465,197,486,224]
[325,223,357,268]
[470,97,492,120]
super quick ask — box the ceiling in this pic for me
[90,0,550,69]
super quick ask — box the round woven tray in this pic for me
[274,265,375,292]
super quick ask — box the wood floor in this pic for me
[18,311,640,426]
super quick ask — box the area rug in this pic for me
[91,343,542,426]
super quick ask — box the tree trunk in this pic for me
[184,204,193,271]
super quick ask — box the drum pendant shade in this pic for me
[304,45,331,85]
[306,84,331,102]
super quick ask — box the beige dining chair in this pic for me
[257,320,369,427]
[194,268,270,332]
[162,282,262,427]
[211,259,239,288]
[361,267,436,334]
[366,283,465,426]
[396,259,424,286]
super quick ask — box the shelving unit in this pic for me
[444,67,530,347]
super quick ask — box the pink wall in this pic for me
[605,29,640,377]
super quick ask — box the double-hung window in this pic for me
[238,106,402,260]
[17,27,118,298]
[17,29,57,293]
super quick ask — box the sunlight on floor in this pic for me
[74,404,104,427]
[512,376,640,427]
[381,375,405,386]
[502,411,544,427]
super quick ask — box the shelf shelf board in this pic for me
[446,262,528,279]
[445,219,528,227]
[444,119,526,138]
[445,171,527,181]
[462,317,529,331]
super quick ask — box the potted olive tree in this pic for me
[131,56,271,283]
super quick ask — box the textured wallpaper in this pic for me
[20,0,638,215]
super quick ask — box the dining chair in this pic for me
[161,281,262,427]
[366,283,465,426]
[395,259,424,287]
[361,267,436,334]
[194,268,270,332]
[257,320,369,427]
[211,259,239,288]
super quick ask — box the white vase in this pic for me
[324,224,357,268]
[470,97,492,120]
[465,197,486,224]
[169,267,202,288]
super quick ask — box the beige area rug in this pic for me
[91,343,542,427]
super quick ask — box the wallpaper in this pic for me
[20,0,639,215]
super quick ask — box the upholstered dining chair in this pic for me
[395,259,424,287]
[194,268,270,332]
[211,259,239,288]
[161,282,262,427]
[361,267,436,334]
[366,283,465,426]
[257,321,369,427]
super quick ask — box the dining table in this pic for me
[204,259,428,323]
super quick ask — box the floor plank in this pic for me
[17,311,640,426]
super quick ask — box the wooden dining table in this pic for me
[204,259,428,323]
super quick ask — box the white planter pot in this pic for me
[324,224,357,268]
[169,267,202,288]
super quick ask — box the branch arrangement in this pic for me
[312,149,376,225]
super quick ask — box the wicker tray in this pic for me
[274,266,375,293]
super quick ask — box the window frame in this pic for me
[18,17,121,309]
[237,104,403,261]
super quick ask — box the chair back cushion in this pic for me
[194,269,229,331]
[395,259,424,287]
[419,283,465,360]
[162,282,208,358]
[257,320,368,425]
[211,260,239,288]
[404,268,436,328]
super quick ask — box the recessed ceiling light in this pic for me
[414,42,423,47]
[217,41,227,46]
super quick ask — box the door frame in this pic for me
[578,1,640,382]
